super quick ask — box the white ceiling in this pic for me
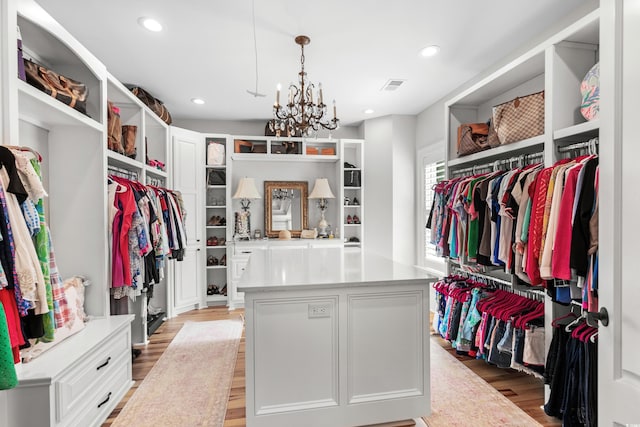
[36,0,589,126]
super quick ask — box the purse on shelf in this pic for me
[107,101,124,154]
[122,125,137,159]
[125,84,172,125]
[234,139,253,153]
[580,62,600,121]
[492,91,545,145]
[17,26,26,82]
[207,142,225,165]
[207,169,226,185]
[486,119,501,148]
[23,58,88,115]
[456,122,490,156]
[344,170,361,187]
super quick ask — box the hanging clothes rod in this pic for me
[557,137,599,153]
[108,165,139,180]
[450,266,513,286]
[450,152,544,176]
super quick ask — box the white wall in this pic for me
[392,115,417,264]
[362,115,418,263]
[363,116,393,259]
[173,118,361,139]
[415,0,599,153]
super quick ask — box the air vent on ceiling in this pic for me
[381,79,406,91]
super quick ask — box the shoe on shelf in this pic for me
[207,256,218,266]
[207,215,218,226]
[207,236,218,246]
[220,284,227,296]
[219,238,226,247]
[344,197,351,206]
[207,284,219,296]
[347,215,353,224]
[344,162,357,169]
[353,215,360,224]
[348,237,360,243]
[220,254,226,266]
[220,217,226,226]
[352,197,359,205]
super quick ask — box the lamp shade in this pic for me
[308,178,335,199]
[233,177,261,199]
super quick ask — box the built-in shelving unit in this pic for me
[442,8,600,399]
[204,135,232,306]
[341,139,364,247]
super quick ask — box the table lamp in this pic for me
[308,178,335,238]
[233,177,261,239]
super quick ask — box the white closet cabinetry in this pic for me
[0,0,186,424]
[443,8,599,394]
[341,139,364,248]
[171,127,205,314]
[106,73,171,345]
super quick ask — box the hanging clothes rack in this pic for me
[557,137,599,154]
[450,152,544,177]
[108,165,138,180]
[147,176,164,187]
[451,265,512,287]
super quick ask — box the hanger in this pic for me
[551,311,578,328]
[4,145,43,162]
[565,312,586,332]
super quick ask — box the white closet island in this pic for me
[239,247,436,427]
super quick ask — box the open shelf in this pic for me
[554,120,600,142]
[448,134,545,168]
[107,151,144,170]
[18,80,103,131]
[232,153,339,162]
[206,205,227,209]
[146,166,168,178]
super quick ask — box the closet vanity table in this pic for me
[239,247,436,427]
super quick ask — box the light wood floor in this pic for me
[103,307,561,426]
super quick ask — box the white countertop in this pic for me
[237,247,438,292]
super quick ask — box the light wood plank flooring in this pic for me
[103,307,561,426]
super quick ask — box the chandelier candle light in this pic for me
[308,178,335,238]
[271,35,339,137]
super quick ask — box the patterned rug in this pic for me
[112,319,243,427]
[423,340,542,427]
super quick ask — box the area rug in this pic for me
[112,319,243,427]
[423,340,542,427]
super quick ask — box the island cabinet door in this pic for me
[244,285,430,427]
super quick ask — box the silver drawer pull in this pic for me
[96,356,111,371]
[97,392,112,409]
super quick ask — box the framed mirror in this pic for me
[264,181,308,238]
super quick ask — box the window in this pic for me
[423,160,445,261]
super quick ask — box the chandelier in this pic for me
[270,35,339,137]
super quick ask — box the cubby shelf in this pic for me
[554,120,600,142]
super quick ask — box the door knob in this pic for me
[587,307,609,327]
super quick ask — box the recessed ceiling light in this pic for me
[191,98,205,105]
[363,109,374,114]
[138,17,163,32]
[420,45,440,57]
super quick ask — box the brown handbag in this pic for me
[23,58,88,115]
[457,123,490,156]
[125,85,173,125]
[492,91,545,145]
[486,119,501,148]
[122,125,137,159]
[107,101,124,155]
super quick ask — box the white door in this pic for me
[599,1,640,424]
[171,127,204,311]
[173,246,201,313]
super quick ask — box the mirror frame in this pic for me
[264,181,308,238]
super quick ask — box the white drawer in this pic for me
[56,328,129,422]
[67,352,132,427]
[231,258,249,281]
